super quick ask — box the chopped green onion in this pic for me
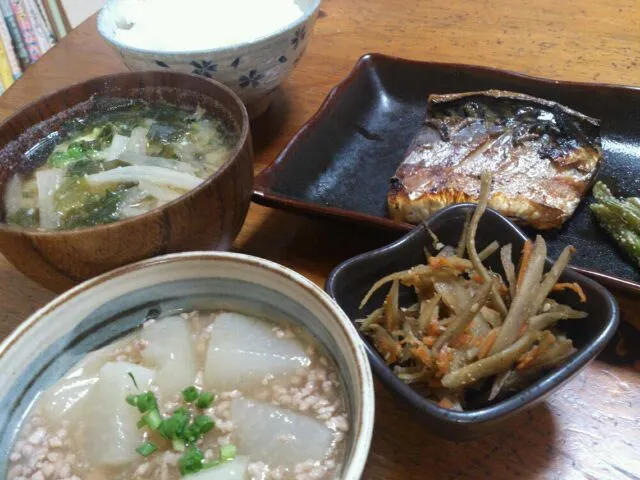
[172,408,190,434]
[182,386,199,403]
[196,392,215,409]
[158,408,190,440]
[172,438,186,452]
[137,392,158,413]
[136,441,158,457]
[142,409,163,430]
[173,406,191,418]
[178,446,205,475]
[183,424,201,443]
[194,415,215,434]
[157,419,175,440]
[220,444,236,462]
[157,421,174,440]
[126,383,221,468]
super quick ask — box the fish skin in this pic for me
[388,90,603,230]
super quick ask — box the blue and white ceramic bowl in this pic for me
[98,0,321,118]
[0,252,374,478]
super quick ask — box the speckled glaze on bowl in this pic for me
[98,0,321,118]
[0,252,374,478]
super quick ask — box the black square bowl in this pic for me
[325,204,619,440]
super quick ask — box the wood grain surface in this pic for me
[0,71,254,292]
[0,0,639,478]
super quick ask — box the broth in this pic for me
[7,311,349,480]
[3,99,236,230]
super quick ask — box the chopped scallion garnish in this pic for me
[136,441,158,457]
[182,386,199,402]
[172,438,186,452]
[184,424,201,443]
[220,444,236,462]
[194,415,215,434]
[196,392,215,409]
[142,409,163,430]
[136,392,158,413]
[125,382,219,471]
[178,446,205,475]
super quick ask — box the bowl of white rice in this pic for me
[98,0,321,118]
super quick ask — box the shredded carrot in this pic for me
[372,329,401,364]
[478,328,499,359]
[427,317,441,337]
[451,332,472,349]
[516,240,533,287]
[422,335,436,347]
[516,345,540,370]
[471,272,484,283]
[409,343,432,367]
[436,348,452,375]
[498,282,509,296]
[438,398,455,409]
[428,256,471,272]
[551,282,587,303]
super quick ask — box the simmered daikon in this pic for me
[8,310,348,480]
[141,316,197,400]
[231,398,333,467]
[84,362,155,467]
[204,312,311,391]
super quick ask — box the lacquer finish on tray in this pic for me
[253,54,640,292]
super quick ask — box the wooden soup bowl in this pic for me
[0,71,253,293]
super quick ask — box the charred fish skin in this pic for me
[388,90,604,230]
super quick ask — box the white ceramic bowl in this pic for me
[0,252,374,478]
[97,0,321,118]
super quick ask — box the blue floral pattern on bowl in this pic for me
[291,26,306,50]
[190,60,217,78]
[239,69,264,88]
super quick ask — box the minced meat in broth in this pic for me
[7,311,349,480]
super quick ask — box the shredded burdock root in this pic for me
[357,171,587,410]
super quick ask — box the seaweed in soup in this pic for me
[3,99,236,230]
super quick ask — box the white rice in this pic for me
[112,0,305,51]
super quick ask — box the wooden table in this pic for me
[1,1,639,478]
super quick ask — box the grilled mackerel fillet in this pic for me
[388,90,603,229]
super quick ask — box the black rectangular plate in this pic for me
[253,53,640,292]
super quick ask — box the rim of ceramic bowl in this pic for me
[97,0,322,56]
[0,70,250,236]
[0,251,375,479]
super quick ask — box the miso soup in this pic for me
[7,310,349,480]
[3,100,236,230]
